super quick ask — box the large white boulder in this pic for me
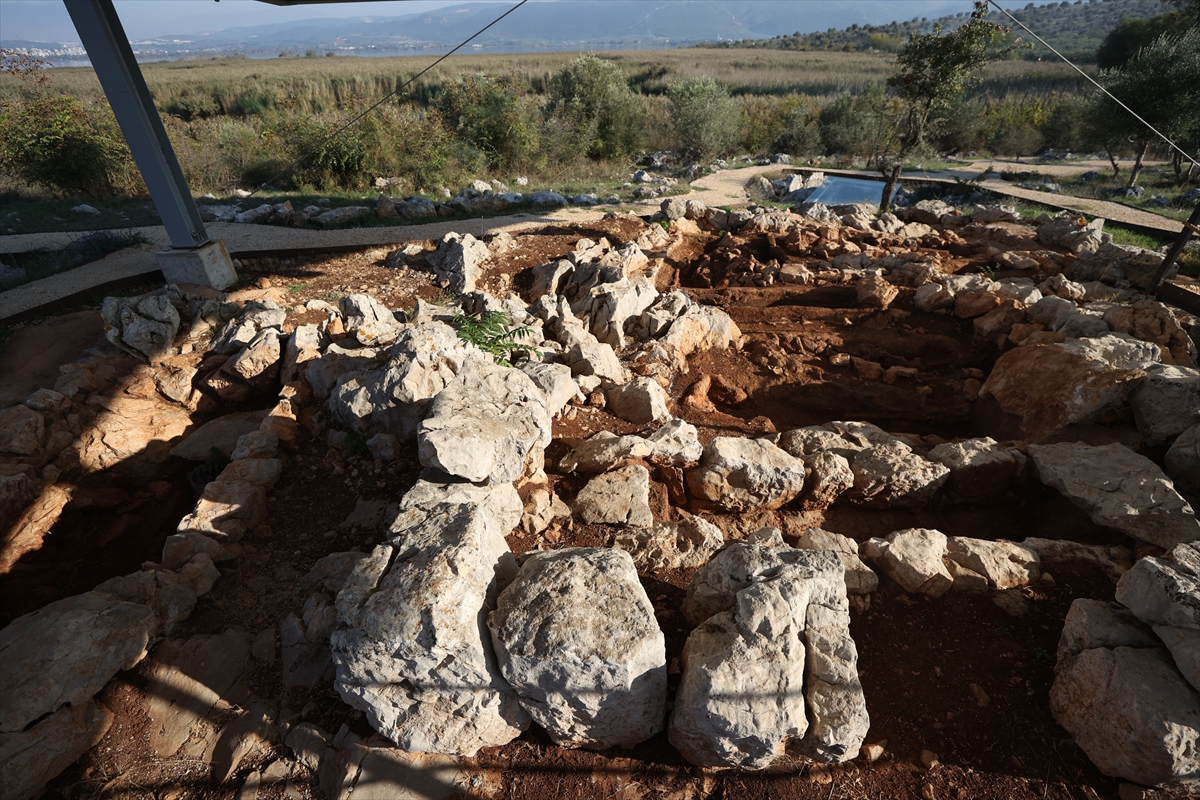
[488,548,666,749]
[327,322,490,440]
[417,360,551,485]
[330,506,530,756]
[1131,365,1200,448]
[1050,598,1200,793]
[979,334,1160,442]
[1029,442,1200,549]
[686,437,806,512]
[671,543,868,767]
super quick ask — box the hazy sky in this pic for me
[1,0,481,41]
[1,0,1041,43]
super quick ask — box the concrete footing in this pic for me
[156,240,237,290]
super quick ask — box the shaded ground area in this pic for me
[0,209,1160,800]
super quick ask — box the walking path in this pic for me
[1,161,1188,322]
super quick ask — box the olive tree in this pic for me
[668,78,739,161]
[546,54,645,161]
[1089,26,1200,187]
[878,1,1021,210]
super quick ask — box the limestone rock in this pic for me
[614,515,725,572]
[417,360,550,484]
[1115,544,1200,632]
[389,470,523,537]
[927,438,1020,503]
[282,593,337,689]
[640,420,698,468]
[1130,365,1200,448]
[171,412,265,461]
[426,233,490,294]
[0,699,113,800]
[671,543,867,767]
[1057,598,1159,662]
[980,334,1160,442]
[0,405,44,455]
[331,507,530,756]
[518,362,576,417]
[798,452,854,510]
[1051,645,1199,792]
[1072,242,1166,289]
[1029,442,1199,549]
[327,322,489,441]
[795,528,878,595]
[560,431,653,474]
[489,548,666,749]
[606,377,670,425]
[1167,424,1200,496]
[778,421,899,459]
[661,305,741,360]
[0,591,155,733]
[944,537,1040,590]
[92,555,219,635]
[574,465,654,527]
[856,275,898,310]
[686,437,805,512]
[102,293,181,359]
[861,529,952,597]
[1022,538,1132,583]
[176,480,267,542]
[846,443,949,509]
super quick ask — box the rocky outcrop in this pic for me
[613,515,725,572]
[671,543,868,768]
[330,505,530,756]
[573,465,654,527]
[686,437,805,512]
[1029,442,1200,549]
[488,548,666,749]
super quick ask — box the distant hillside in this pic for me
[696,0,1170,61]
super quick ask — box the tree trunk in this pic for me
[1107,149,1121,179]
[880,164,903,213]
[1127,140,1150,188]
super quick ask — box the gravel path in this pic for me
[0,166,764,322]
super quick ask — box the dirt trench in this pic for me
[4,211,1161,800]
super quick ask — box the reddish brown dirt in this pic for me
[26,211,1142,800]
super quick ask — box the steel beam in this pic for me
[63,0,210,249]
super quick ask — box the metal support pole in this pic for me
[1147,203,1200,296]
[63,0,209,248]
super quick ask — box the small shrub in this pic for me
[453,310,539,367]
[546,54,646,160]
[668,78,739,161]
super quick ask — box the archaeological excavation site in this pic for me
[1,194,1199,800]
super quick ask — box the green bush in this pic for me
[546,54,645,160]
[435,74,542,171]
[818,85,887,160]
[772,99,823,156]
[0,95,138,197]
[668,77,739,161]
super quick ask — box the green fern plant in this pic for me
[453,310,540,367]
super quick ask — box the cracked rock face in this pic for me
[671,543,868,768]
[488,548,667,749]
[686,437,806,512]
[1029,442,1200,550]
[416,360,551,485]
[1050,598,1200,793]
[330,505,530,756]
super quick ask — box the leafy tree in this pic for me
[1089,26,1200,186]
[817,85,888,162]
[435,74,542,171]
[772,100,823,157]
[877,0,1024,209]
[546,55,645,160]
[667,78,739,161]
[1095,12,1182,67]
